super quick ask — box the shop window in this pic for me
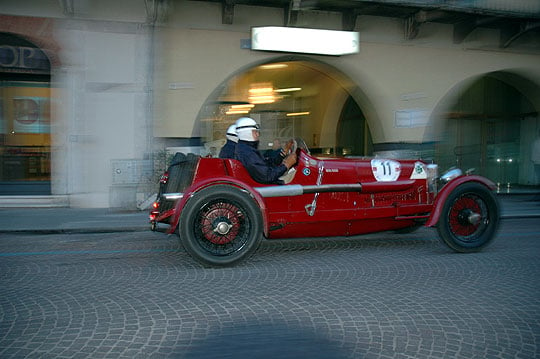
[0,32,51,194]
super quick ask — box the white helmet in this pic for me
[235,117,260,142]
[226,124,238,143]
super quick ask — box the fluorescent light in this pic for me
[249,87,273,94]
[252,26,359,56]
[260,63,288,69]
[286,112,310,117]
[226,104,254,115]
[250,96,275,104]
[275,87,301,93]
[249,84,275,104]
[230,104,255,109]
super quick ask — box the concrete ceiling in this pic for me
[191,0,540,48]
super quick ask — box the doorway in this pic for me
[197,58,374,157]
[436,74,539,188]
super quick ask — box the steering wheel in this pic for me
[279,139,299,184]
[294,138,310,155]
[288,139,298,155]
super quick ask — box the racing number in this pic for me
[371,159,401,182]
[382,161,392,176]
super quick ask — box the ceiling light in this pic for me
[226,103,254,115]
[230,104,255,109]
[286,112,310,117]
[249,84,275,104]
[260,63,288,69]
[275,87,301,93]
[226,109,250,115]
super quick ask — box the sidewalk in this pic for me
[497,193,540,219]
[0,208,150,234]
[0,194,538,234]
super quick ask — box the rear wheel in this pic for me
[179,185,263,266]
[437,182,499,252]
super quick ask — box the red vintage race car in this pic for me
[150,138,499,267]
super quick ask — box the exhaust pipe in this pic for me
[255,184,363,198]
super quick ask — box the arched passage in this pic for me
[431,71,540,188]
[0,32,52,195]
[196,56,375,157]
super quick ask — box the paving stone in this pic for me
[0,219,539,358]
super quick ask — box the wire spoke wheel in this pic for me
[448,194,486,239]
[437,182,499,252]
[196,200,248,253]
[179,185,262,266]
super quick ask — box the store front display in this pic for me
[0,32,51,195]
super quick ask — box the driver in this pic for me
[218,123,238,159]
[234,117,297,184]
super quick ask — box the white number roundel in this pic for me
[371,159,401,182]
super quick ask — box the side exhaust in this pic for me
[254,184,363,198]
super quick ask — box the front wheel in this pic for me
[179,185,263,266]
[437,182,500,253]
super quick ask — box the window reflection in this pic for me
[0,83,51,184]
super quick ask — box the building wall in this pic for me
[1,0,153,208]
[156,2,540,145]
[53,21,153,207]
[1,0,539,208]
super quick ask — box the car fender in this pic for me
[425,175,497,227]
[166,177,270,237]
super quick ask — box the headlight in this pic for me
[440,167,463,184]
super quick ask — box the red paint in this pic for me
[153,147,495,239]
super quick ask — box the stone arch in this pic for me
[428,71,540,142]
[0,32,53,79]
[195,55,380,156]
[427,70,540,187]
[0,15,61,68]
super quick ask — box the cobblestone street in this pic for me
[1,218,539,358]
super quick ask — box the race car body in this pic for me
[150,139,499,266]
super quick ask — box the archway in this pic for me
[196,56,375,157]
[336,96,373,156]
[431,71,540,189]
[0,32,52,195]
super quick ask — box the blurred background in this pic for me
[1,0,539,209]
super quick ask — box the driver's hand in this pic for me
[282,153,297,169]
[283,139,295,155]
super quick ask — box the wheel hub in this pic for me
[214,220,233,235]
[200,204,241,245]
[458,209,482,226]
[467,212,482,225]
[450,195,486,238]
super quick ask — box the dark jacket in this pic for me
[235,140,287,184]
[264,148,284,166]
[219,140,236,159]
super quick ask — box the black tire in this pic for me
[437,182,500,253]
[178,185,263,266]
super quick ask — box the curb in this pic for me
[0,215,537,235]
[500,213,540,219]
[0,227,151,235]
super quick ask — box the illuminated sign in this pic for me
[251,26,359,56]
[0,45,50,74]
